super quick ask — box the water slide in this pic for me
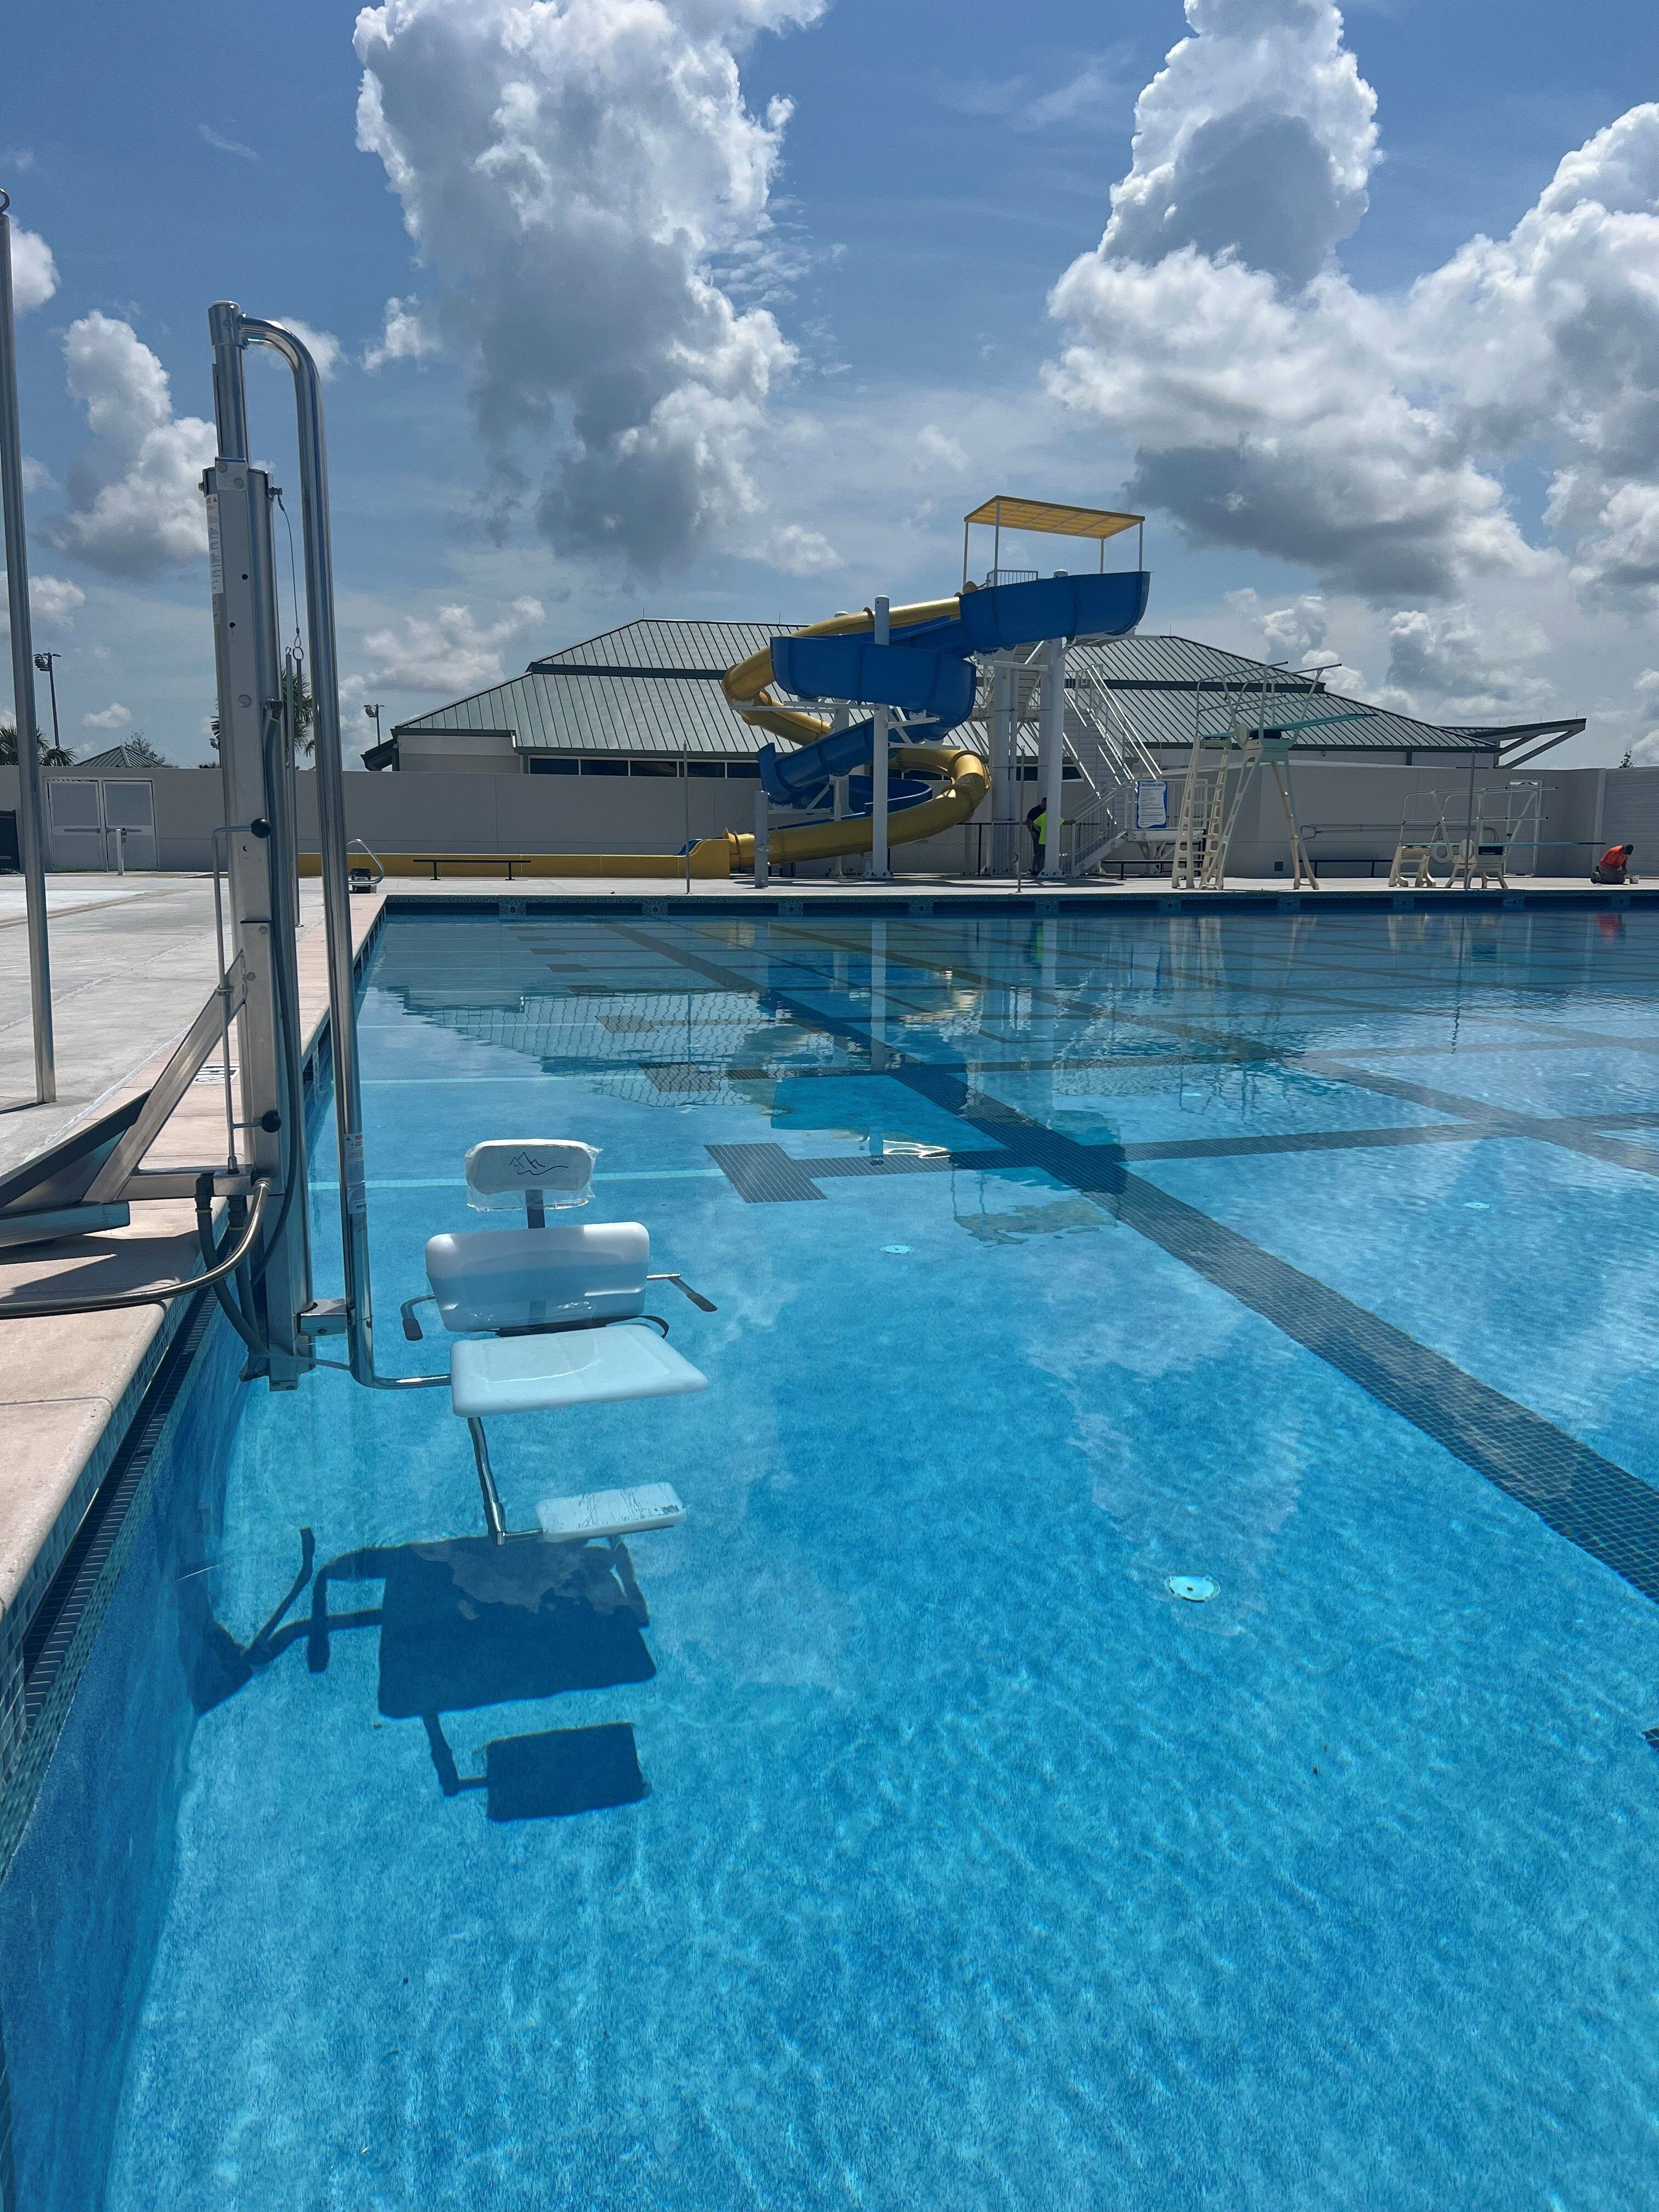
[711,569,1150,871]
[488,567,1149,878]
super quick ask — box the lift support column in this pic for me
[204,432,313,1382]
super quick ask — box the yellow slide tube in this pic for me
[719,598,988,862]
[320,596,987,883]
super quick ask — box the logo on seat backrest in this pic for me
[511,1150,550,1177]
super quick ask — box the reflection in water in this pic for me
[953,1193,1108,1246]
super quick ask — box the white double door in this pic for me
[46,778,157,870]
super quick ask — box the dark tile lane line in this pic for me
[525,922,1659,1081]
[753,924,1617,1069]
[1307,1060,1659,1181]
[617,921,1659,1607]
[789,933,1659,1173]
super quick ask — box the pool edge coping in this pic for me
[0,894,390,1799]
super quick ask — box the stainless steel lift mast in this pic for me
[0,189,55,1104]
[208,304,374,1384]
[202,431,311,1379]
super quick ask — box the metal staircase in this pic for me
[1057,675,1163,877]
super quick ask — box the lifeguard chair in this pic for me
[1390,793,1450,887]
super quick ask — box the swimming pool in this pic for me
[6,901,1659,2209]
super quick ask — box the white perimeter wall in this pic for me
[1159,758,1637,880]
[1,759,1652,881]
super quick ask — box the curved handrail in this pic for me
[0,1177,272,1320]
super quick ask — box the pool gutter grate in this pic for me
[1,1294,218,1881]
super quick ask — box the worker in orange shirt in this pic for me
[1592,841,1635,885]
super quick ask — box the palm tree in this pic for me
[0,716,71,766]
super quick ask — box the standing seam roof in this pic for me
[393,617,1542,759]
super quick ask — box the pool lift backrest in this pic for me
[419,1139,652,1335]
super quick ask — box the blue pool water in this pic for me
[9,902,1659,2209]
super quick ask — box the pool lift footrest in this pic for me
[538,1483,686,1542]
[457,1322,704,1543]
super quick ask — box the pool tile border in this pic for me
[384,885,1659,925]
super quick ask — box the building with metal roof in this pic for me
[381,616,1584,779]
[74,739,167,772]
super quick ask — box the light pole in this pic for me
[0,185,54,1102]
[33,648,61,758]
[363,702,383,751]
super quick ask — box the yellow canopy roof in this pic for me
[963,496,1143,541]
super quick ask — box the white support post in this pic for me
[1039,634,1066,881]
[871,594,890,880]
[752,783,769,888]
[990,661,1014,874]
[869,915,887,1066]
[831,703,848,881]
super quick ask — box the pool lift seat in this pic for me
[404,1141,713,1549]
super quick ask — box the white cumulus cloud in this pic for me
[363,295,437,370]
[348,595,545,696]
[1227,586,1331,663]
[0,572,87,635]
[8,223,57,313]
[766,521,838,573]
[1100,0,1376,287]
[82,701,132,730]
[47,315,216,577]
[1629,669,1659,763]
[352,0,826,573]
[1046,1,1659,614]
[1376,606,1554,724]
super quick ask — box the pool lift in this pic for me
[400,1137,713,1546]
[0,300,718,1554]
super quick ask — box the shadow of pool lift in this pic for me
[189,1139,715,1819]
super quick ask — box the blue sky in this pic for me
[2,0,1656,761]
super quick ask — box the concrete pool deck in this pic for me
[0,874,328,1178]
[0,862,1654,1779]
[0,883,385,1769]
